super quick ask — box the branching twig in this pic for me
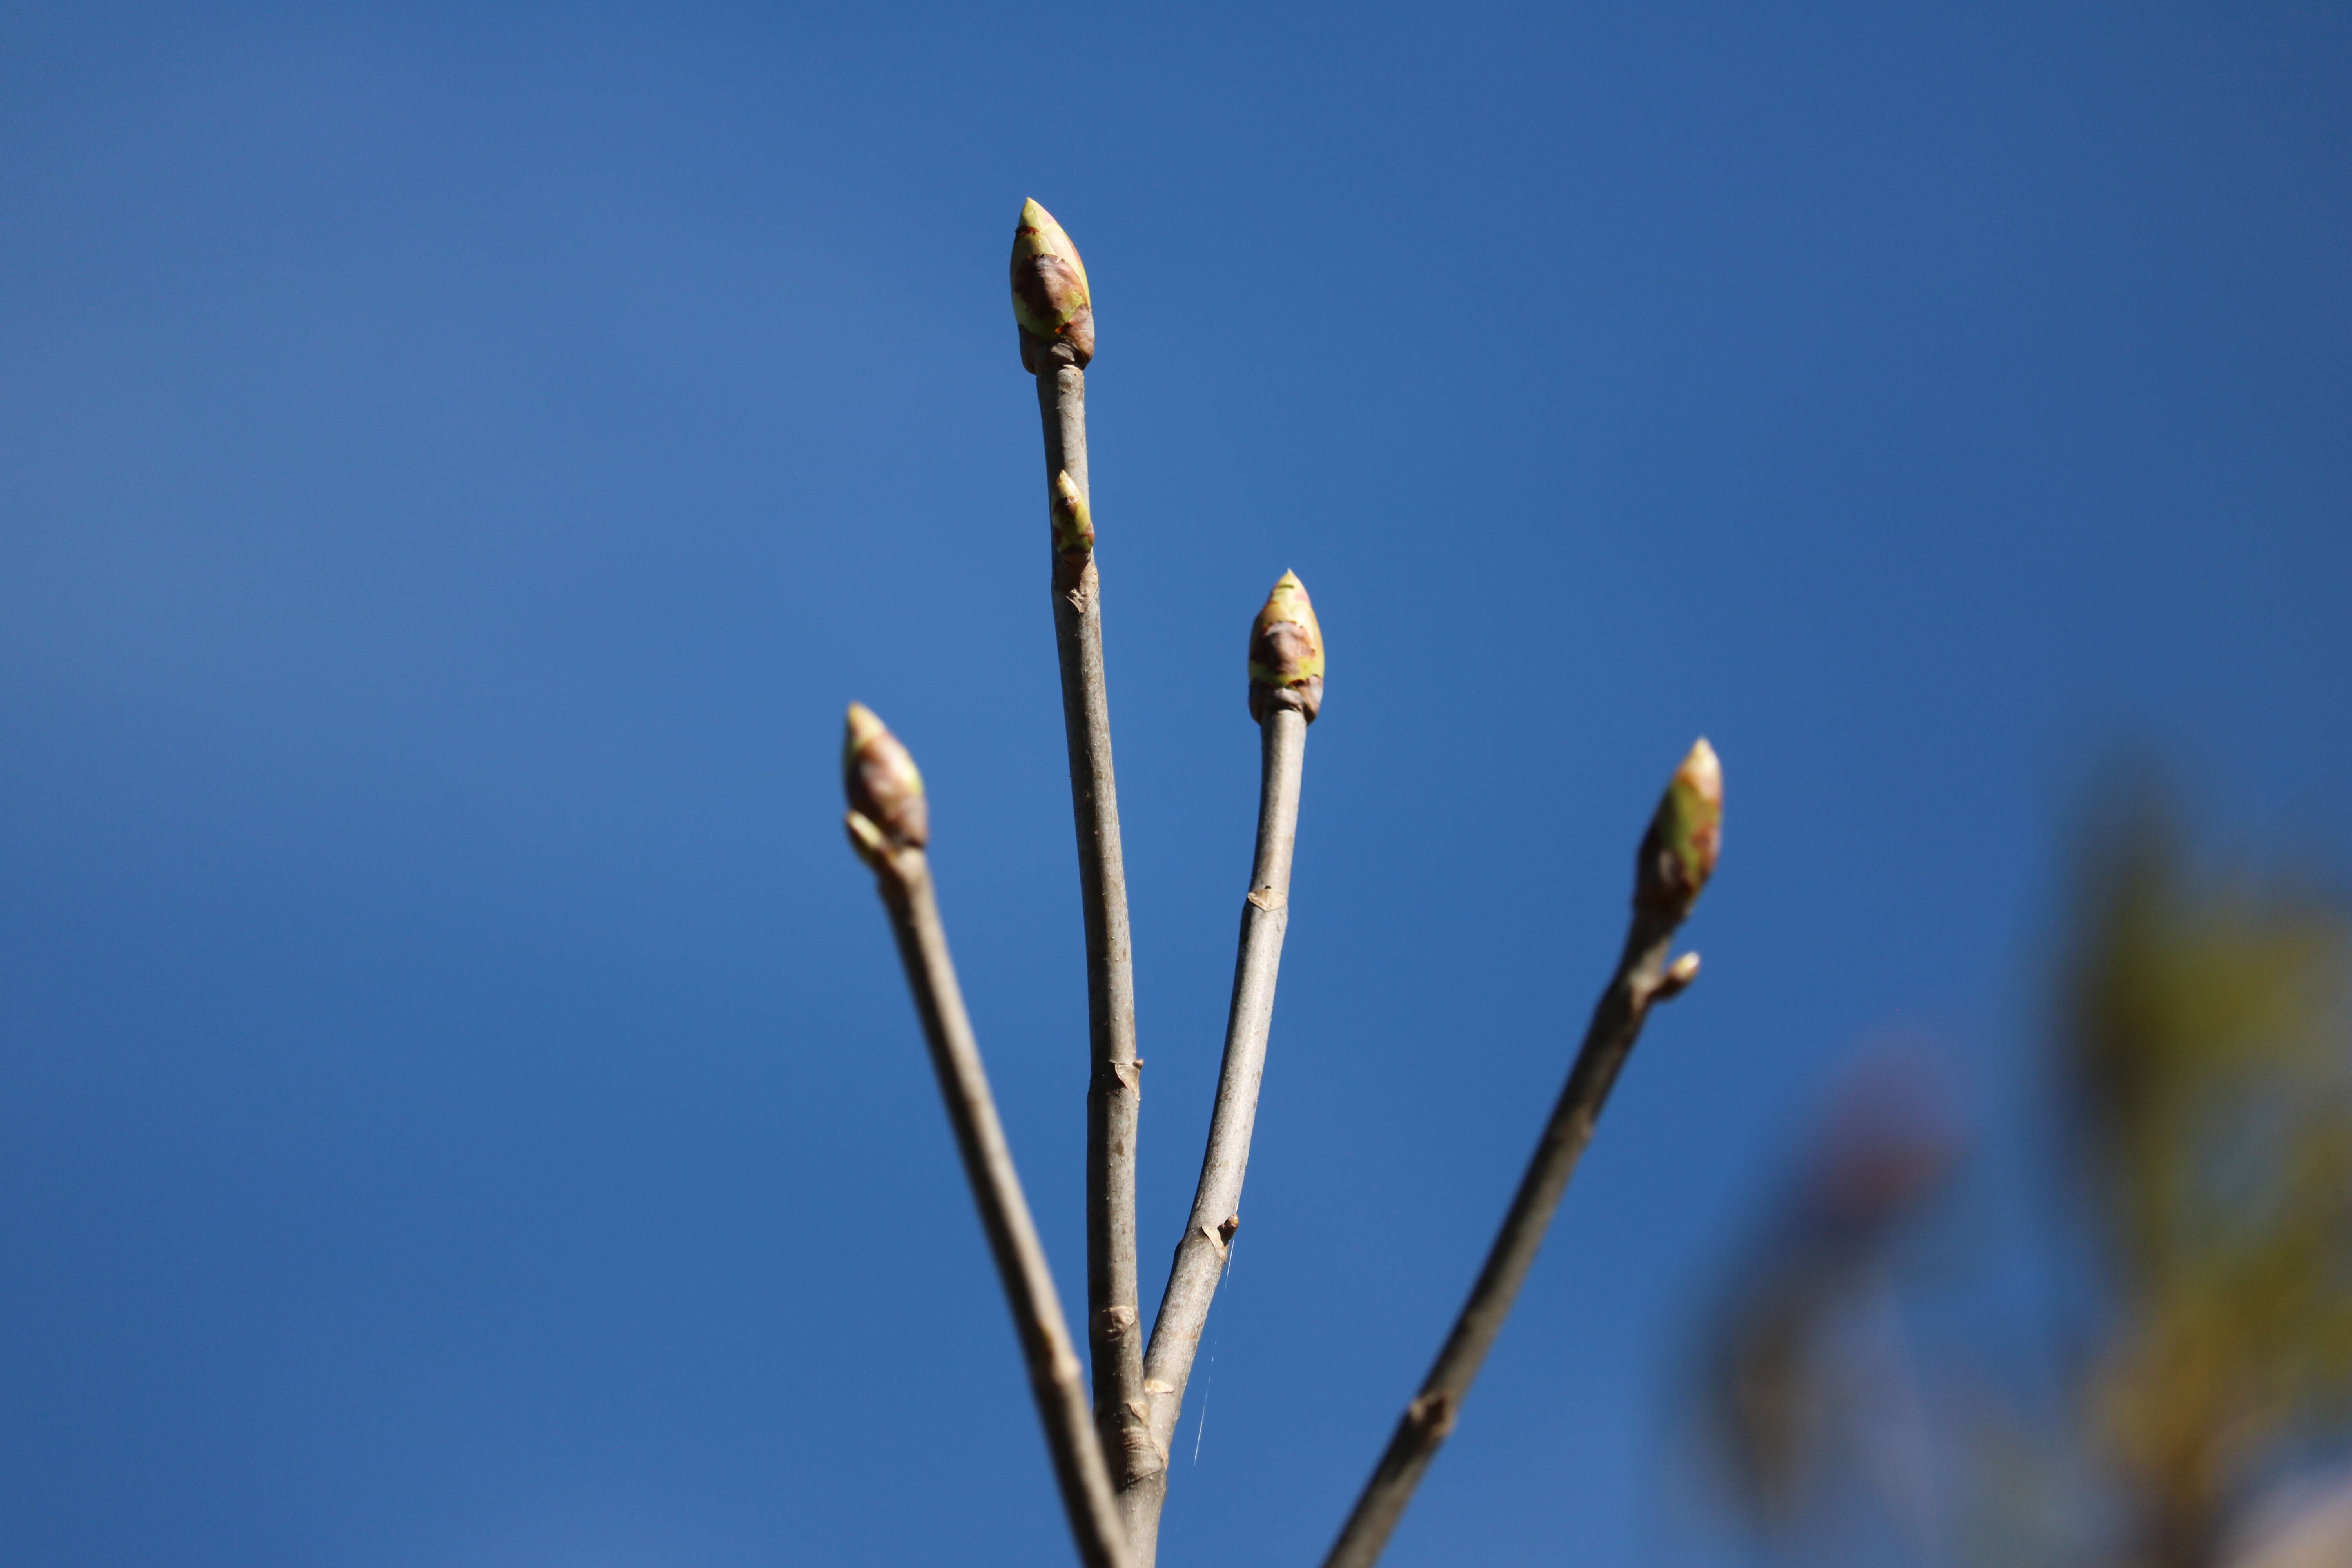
[837,202,1733,1568]
[842,704,1132,1568]
[1320,739,1724,1568]
[1013,199,1151,1495]
[1123,575,1327,1563]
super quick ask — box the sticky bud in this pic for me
[1051,470,1094,561]
[1011,198,1095,370]
[1247,570,1325,724]
[1636,738,1722,918]
[842,703,929,855]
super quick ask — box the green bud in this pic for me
[1247,570,1325,724]
[1051,470,1094,561]
[1636,738,1722,918]
[1011,198,1095,370]
[843,702,929,854]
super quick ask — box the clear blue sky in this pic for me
[1,4,2346,1565]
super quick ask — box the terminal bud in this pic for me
[842,703,929,856]
[1247,571,1325,724]
[1011,198,1095,370]
[1636,738,1722,919]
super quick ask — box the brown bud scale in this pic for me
[1010,198,1095,370]
[842,703,929,851]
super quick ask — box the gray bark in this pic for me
[866,844,1131,1568]
[1123,706,1310,1562]
[1318,907,1695,1568]
[1032,350,1152,1505]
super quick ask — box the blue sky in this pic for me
[1,4,2346,1565]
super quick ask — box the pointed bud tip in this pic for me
[1010,198,1094,367]
[1257,570,1314,623]
[1637,739,1723,918]
[1248,571,1325,724]
[841,703,928,852]
[1678,737,1723,804]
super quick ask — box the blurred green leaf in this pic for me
[2070,811,2352,1568]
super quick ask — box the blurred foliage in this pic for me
[2069,813,2352,1567]
[1709,1048,1963,1541]
[1699,800,2352,1568]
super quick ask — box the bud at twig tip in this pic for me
[1637,737,1722,917]
[842,702,929,856]
[1051,469,1094,560]
[1010,198,1094,370]
[1247,570,1325,724]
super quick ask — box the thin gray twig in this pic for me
[1319,741,1721,1568]
[1013,201,1149,1505]
[1125,704,1311,1562]
[844,698,1131,1568]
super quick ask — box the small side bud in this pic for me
[1654,951,1702,1001]
[843,703,929,852]
[1011,198,1095,370]
[1051,469,1094,561]
[844,809,891,870]
[1247,570,1325,724]
[1636,738,1722,918]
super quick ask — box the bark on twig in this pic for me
[1013,198,1145,1503]
[1123,704,1312,1561]
[1033,342,1151,1502]
[854,831,1133,1568]
[1318,917,1691,1568]
[1318,742,1721,1568]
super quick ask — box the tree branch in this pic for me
[1013,198,1150,1507]
[1319,740,1722,1568]
[844,707,1131,1568]
[1124,575,1328,1563]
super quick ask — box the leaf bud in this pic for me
[1051,469,1094,561]
[842,703,929,854]
[1010,198,1095,370]
[1636,738,1722,918]
[1247,571,1325,724]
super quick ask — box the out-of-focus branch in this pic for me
[1321,739,1724,1568]
[842,704,1131,1568]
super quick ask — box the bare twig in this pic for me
[1012,199,1150,1495]
[843,705,1131,1568]
[1320,739,1724,1568]
[1125,574,1327,1563]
